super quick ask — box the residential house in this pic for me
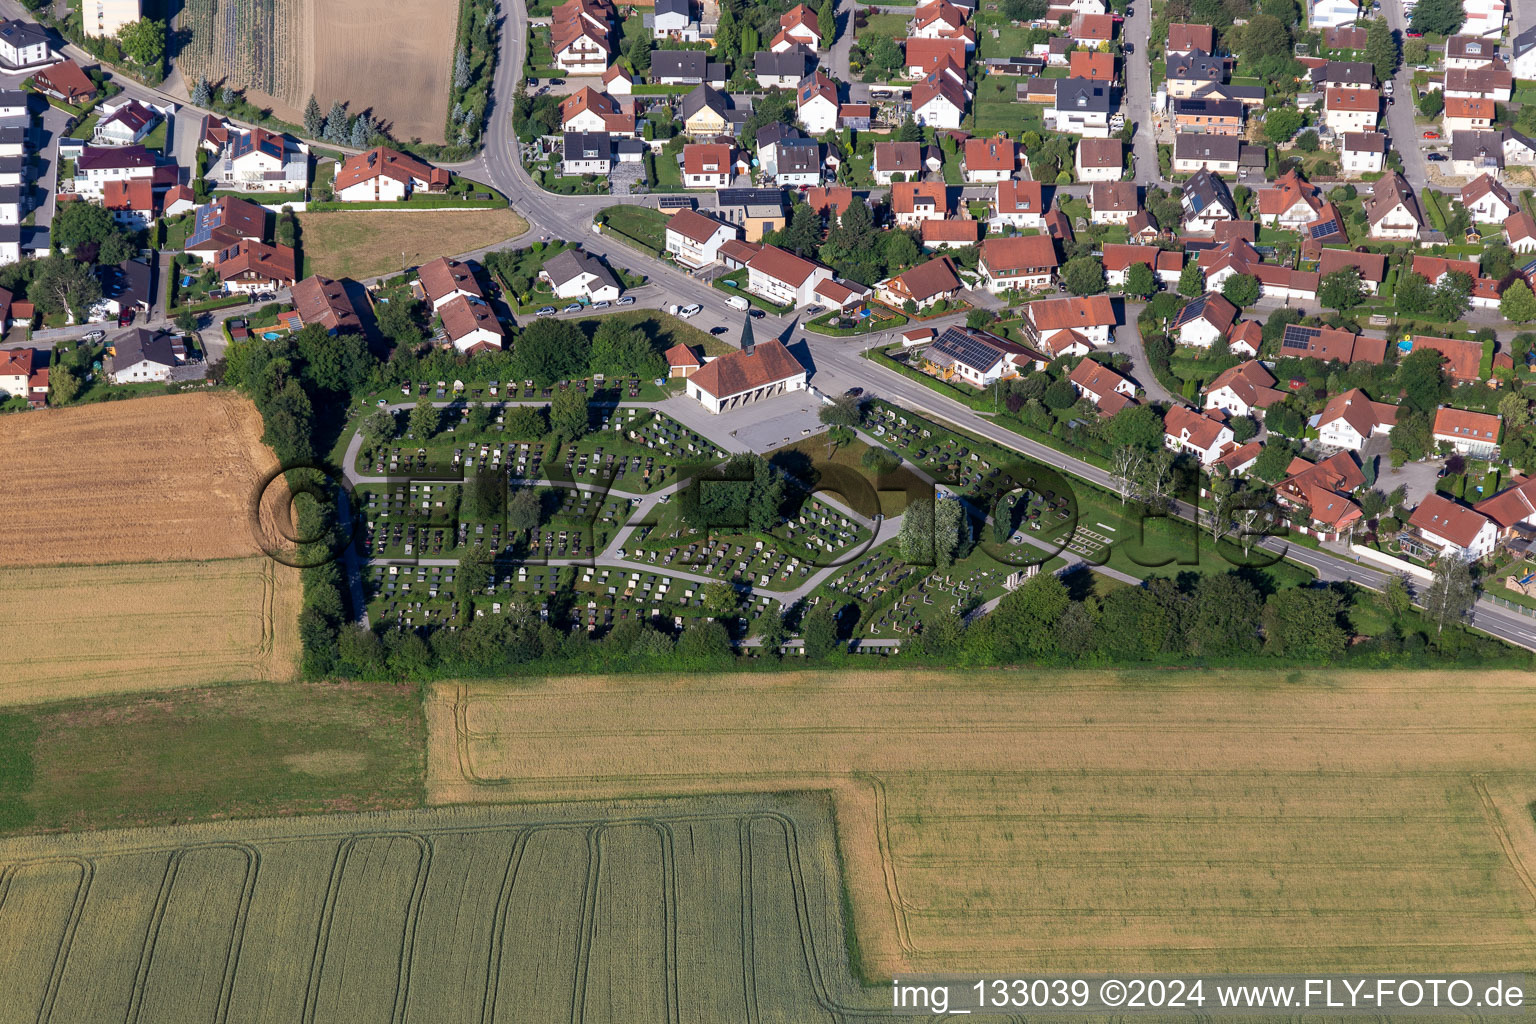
[1444,33,1496,69]
[770,136,821,187]
[909,0,974,48]
[200,120,309,193]
[1069,50,1114,83]
[1173,97,1243,135]
[962,135,1015,182]
[687,335,807,412]
[1021,295,1116,357]
[878,255,964,311]
[1069,358,1137,414]
[109,328,183,383]
[1444,64,1513,102]
[714,188,786,242]
[183,195,267,262]
[1279,322,1389,364]
[552,0,614,73]
[796,71,839,135]
[1316,387,1396,450]
[754,46,813,88]
[561,131,612,175]
[603,64,633,94]
[93,99,160,147]
[1406,493,1498,561]
[744,244,834,306]
[1165,23,1215,57]
[774,3,822,51]
[1172,293,1239,348]
[1312,60,1375,90]
[1200,238,1320,300]
[1403,334,1486,384]
[1204,360,1287,419]
[978,235,1059,294]
[912,69,967,129]
[652,50,725,86]
[1191,80,1266,107]
[1340,131,1387,175]
[0,19,52,68]
[1172,133,1241,174]
[215,241,297,295]
[1317,248,1389,293]
[1165,50,1225,99]
[1434,406,1502,456]
[890,181,949,227]
[415,256,488,311]
[1460,0,1505,38]
[31,60,95,105]
[333,146,449,201]
[651,0,692,37]
[991,179,1045,229]
[1511,24,1536,79]
[923,325,1045,387]
[1474,475,1536,543]
[1308,0,1361,29]
[1363,172,1424,240]
[0,346,46,406]
[1226,320,1262,357]
[1257,170,1324,229]
[665,207,739,268]
[1449,130,1505,178]
[291,275,364,335]
[1089,181,1136,225]
[1068,12,1114,47]
[682,142,733,188]
[905,37,967,78]
[1504,211,1536,252]
[101,178,155,230]
[805,185,855,224]
[680,84,729,136]
[1462,173,1515,222]
[873,141,926,183]
[1163,405,1236,465]
[438,295,507,354]
[1274,451,1365,541]
[1445,95,1495,135]
[73,145,155,199]
[541,249,622,302]
[1075,137,1122,181]
[1180,168,1237,233]
[919,218,980,250]
[560,87,636,136]
[1323,25,1367,51]
[1101,243,1182,287]
[1050,78,1112,137]
[1323,87,1379,134]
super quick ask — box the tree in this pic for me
[323,100,350,144]
[174,310,200,334]
[1221,273,1260,307]
[549,388,589,444]
[1318,266,1364,312]
[48,363,79,404]
[701,581,738,618]
[1416,89,1444,117]
[899,497,934,563]
[513,318,590,383]
[1177,261,1205,298]
[303,94,323,137]
[1363,16,1398,83]
[783,201,822,258]
[454,47,471,90]
[1106,403,1164,451]
[360,408,395,452]
[349,114,371,149]
[801,603,840,659]
[1410,0,1463,35]
[1060,255,1106,295]
[118,18,165,68]
[992,571,1069,659]
[1123,262,1157,299]
[1433,271,1473,322]
[507,487,541,533]
[1187,572,1263,656]
[1501,280,1536,323]
[1109,444,1146,504]
[818,0,835,42]
[1264,108,1304,145]
[1404,37,1429,65]
[219,84,235,108]
[1394,270,1435,314]
[193,78,213,108]
[933,496,968,568]
[1262,586,1347,660]
[465,402,492,436]
[819,394,862,428]
[408,397,439,440]
[28,254,100,317]
[1424,555,1475,634]
[1251,437,1298,482]
[1295,129,1319,153]
[1205,475,1236,543]
[1384,572,1414,621]
[51,199,131,261]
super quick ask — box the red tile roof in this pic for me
[1409,493,1492,548]
[690,338,805,398]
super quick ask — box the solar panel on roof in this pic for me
[659,196,695,209]
[1282,323,1321,351]
[1175,295,1208,326]
[932,327,1007,371]
[1309,219,1340,239]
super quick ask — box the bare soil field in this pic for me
[429,670,1536,977]
[172,0,454,143]
[0,557,300,705]
[0,797,867,1022]
[299,208,530,280]
[0,392,291,567]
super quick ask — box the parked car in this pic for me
[844,387,864,398]
[1427,152,1447,161]
[593,300,610,309]
[618,295,636,305]
[82,329,105,343]
[1123,42,1133,53]
[709,326,729,335]
[563,302,582,313]
[749,309,766,319]
[1421,130,1440,139]
[536,306,557,316]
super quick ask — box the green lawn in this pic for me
[140,119,167,151]
[971,77,1045,136]
[600,204,670,253]
[858,12,909,38]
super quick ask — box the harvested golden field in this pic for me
[0,557,299,705]
[0,797,866,1022]
[173,0,455,143]
[0,392,291,567]
[429,670,1536,977]
[299,208,530,280]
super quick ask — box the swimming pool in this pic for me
[262,331,282,340]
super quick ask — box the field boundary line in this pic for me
[860,774,917,959]
[35,857,93,1024]
[1475,776,1536,910]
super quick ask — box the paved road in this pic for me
[1121,2,1162,186]
[1381,0,1432,188]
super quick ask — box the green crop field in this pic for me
[0,796,870,1023]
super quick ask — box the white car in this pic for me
[677,303,703,319]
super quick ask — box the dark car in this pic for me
[1123,42,1133,53]
[844,387,864,398]
[1427,152,1446,161]
[749,309,766,319]
[709,326,729,335]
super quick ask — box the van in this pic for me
[678,303,703,319]
[727,295,750,311]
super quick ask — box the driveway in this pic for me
[1376,452,1443,507]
